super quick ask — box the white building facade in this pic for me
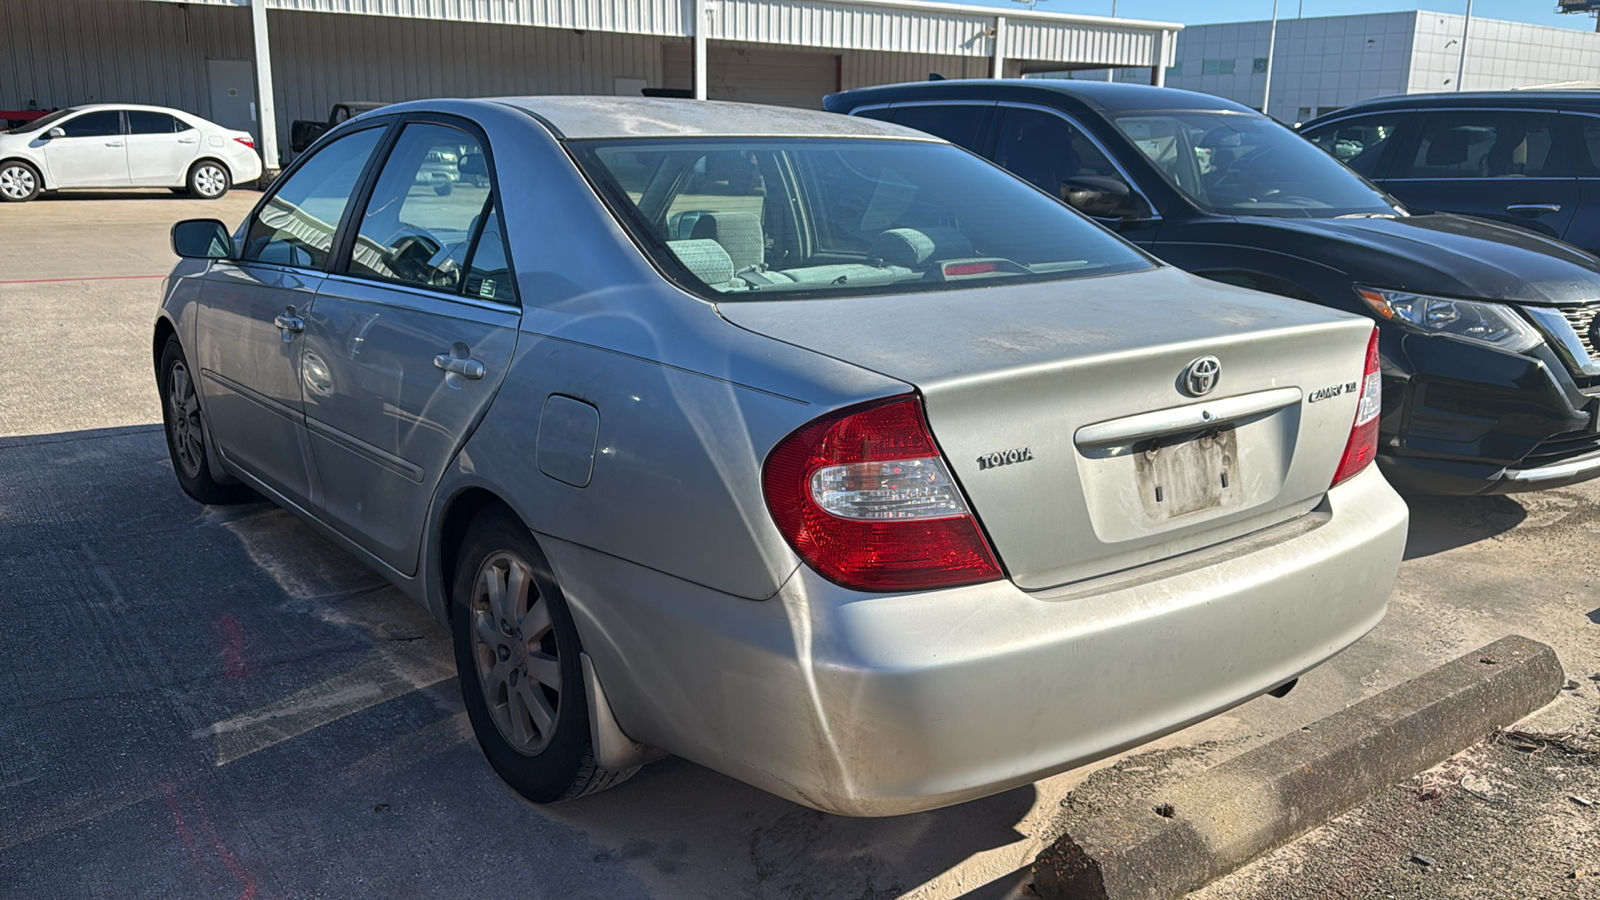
[1091,11,1600,125]
[0,0,1180,170]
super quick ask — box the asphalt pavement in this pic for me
[1,188,1596,899]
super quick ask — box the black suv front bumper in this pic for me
[1376,331,1600,495]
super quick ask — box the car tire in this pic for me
[158,335,256,505]
[433,182,453,197]
[0,160,41,202]
[450,508,636,804]
[188,160,231,200]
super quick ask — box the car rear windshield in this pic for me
[1110,111,1401,218]
[570,137,1154,300]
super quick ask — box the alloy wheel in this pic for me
[193,164,227,198]
[166,359,205,479]
[0,165,36,200]
[471,551,563,755]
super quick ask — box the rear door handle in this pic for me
[1507,203,1562,216]
[434,354,485,380]
[105,140,124,147]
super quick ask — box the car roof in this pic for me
[827,79,1261,115]
[1310,90,1600,119]
[481,96,936,140]
[63,103,202,116]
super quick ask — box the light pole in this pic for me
[1455,0,1474,91]
[1262,0,1280,117]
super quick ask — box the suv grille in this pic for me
[1520,428,1600,470]
[1560,303,1600,361]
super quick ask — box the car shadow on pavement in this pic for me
[38,189,260,201]
[0,424,1041,900]
[1400,494,1527,560]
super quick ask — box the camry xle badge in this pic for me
[977,448,1033,470]
[1181,356,1221,397]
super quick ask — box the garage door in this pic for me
[664,44,839,109]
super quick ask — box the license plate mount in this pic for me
[1134,426,1239,521]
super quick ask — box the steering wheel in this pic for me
[386,228,450,285]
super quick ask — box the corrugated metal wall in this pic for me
[269,10,666,128]
[263,0,684,37]
[710,0,991,57]
[841,50,1011,88]
[1008,19,1168,69]
[0,0,251,115]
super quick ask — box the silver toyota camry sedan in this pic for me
[154,97,1407,816]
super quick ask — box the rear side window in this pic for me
[242,126,385,268]
[887,104,991,153]
[346,122,495,294]
[1301,115,1402,178]
[992,107,1144,215]
[58,111,121,137]
[128,111,190,134]
[1392,112,1568,179]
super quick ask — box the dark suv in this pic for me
[1299,91,1600,258]
[826,80,1600,495]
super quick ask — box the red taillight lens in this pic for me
[234,136,255,149]
[762,396,1003,591]
[1332,327,1382,487]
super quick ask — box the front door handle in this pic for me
[1507,203,1562,216]
[273,309,305,340]
[434,354,485,380]
[105,140,124,147]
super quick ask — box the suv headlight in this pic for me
[1355,287,1543,353]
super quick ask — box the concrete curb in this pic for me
[1029,634,1565,900]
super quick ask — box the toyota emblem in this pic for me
[1182,356,1221,397]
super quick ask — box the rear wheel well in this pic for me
[437,488,517,618]
[190,156,231,178]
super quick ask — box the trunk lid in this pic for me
[722,267,1378,589]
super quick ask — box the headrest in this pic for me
[869,227,975,268]
[666,239,735,287]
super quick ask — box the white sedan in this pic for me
[0,104,262,202]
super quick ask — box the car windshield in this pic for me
[571,137,1154,300]
[1110,111,1400,218]
[4,108,77,135]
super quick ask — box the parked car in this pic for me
[827,80,1600,495]
[156,97,1405,816]
[0,104,261,202]
[288,101,388,159]
[1299,91,1600,257]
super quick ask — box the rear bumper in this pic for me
[555,465,1407,816]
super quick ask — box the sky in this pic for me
[937,0,1600,32]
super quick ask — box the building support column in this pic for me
[1150,29,1168,86]
[249,0,279,173]
[991,15,1006,79]
[693,0,709,100]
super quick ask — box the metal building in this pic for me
[0,0,1180,171]
[1158,11,1600,125]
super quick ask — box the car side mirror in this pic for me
[44,126,65,140]
[171,219,234,260]
[459,152,488,178]
[1063,175,1145,221]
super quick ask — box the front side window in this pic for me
[346,123,495,293]
[1392,112,1567,179]
[242,126,385,268]
[573,137,1154,300]
[58,111,121,138]
[1301,114,1403,178]
[128,111,191,134]
[1113,111,1398,217]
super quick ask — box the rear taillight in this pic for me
[762,396,1003,591]
[1331,327,1382,487]
[234,136,255,149]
